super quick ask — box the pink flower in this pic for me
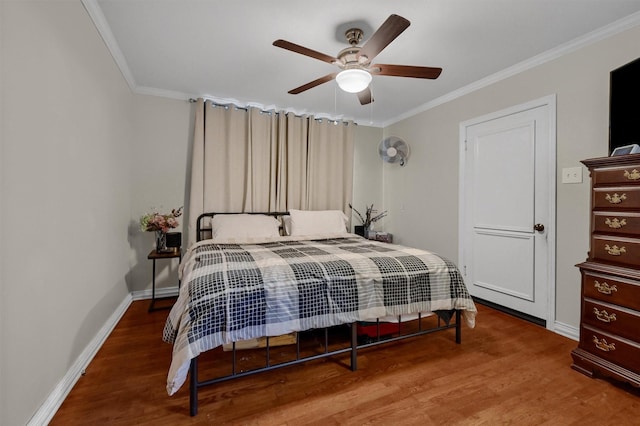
[140,207,183,233]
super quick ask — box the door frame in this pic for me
[458,94,557,330]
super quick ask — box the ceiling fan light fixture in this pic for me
[336,69,372,93]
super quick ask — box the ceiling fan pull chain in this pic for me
[369,82,374,124]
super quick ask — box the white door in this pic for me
[460,96,556,325]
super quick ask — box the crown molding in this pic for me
[82,0,137,92]
[383,10,640,127]
[83,0,639,129]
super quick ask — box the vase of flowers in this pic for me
[140,207,183,252]
[349,203,387,238]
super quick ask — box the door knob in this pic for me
[534,223,545,232]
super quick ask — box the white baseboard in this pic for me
[553,320,579,341]
[28,287,180,425]
[131,286,179,301]
[27,293,133,426]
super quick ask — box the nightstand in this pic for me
[147,248,182,312]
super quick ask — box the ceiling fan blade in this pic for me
[371,64,442,79]
[357,14,410,63]
[357,87,373,105]
[288,73,338,94]
[273,39,337,64]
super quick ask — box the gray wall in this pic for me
[2,2,133,424]
[383,25,640,330]
[128,95,192,295]
[0,2,190,424]
[351,125,385,229]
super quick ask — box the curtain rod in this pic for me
[188,98,356,126]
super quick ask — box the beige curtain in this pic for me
[307,118,354,213]
[279,112,309,210]
[188,99,354,244]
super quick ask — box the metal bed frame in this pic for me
[187,212,463,416]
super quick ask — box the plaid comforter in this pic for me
[164,234,477,395]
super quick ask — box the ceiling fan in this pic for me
[273,14,442,105]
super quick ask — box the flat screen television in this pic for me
[609,57,640,154]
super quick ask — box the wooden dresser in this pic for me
[572,154,640,387]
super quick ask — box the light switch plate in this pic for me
[562,166,583,184]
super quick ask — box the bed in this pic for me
[163,211,477,416]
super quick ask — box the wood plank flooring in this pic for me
[51,301,640,425]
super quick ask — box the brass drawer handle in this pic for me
[594,281,618,295]
[593,307,617,323]
[604,244,626,256]
[592,335,616,352]
[605,193,627,204]
[605,218,627,229]
[624,169,640,180]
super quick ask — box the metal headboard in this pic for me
[195,211,290,242]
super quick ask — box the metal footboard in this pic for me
[188,310,462,416]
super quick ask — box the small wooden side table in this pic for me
[147,248,182,312]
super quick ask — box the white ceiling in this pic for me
[86,0,640,127]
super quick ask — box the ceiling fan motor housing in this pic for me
[336,47,367,68]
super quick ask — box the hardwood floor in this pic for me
[51,301,640,425]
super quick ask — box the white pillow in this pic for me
[283,215,292,236]
[210,214,281,239]
[289,209,348,236]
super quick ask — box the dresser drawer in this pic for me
[583,271,640,311]
[593,187,640,210]
[593,211,640,236]
[591,235,640,267]
[579,156,640,387]
[592,165,640,186]
[580,325,640,374]
[583,299,640,342]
